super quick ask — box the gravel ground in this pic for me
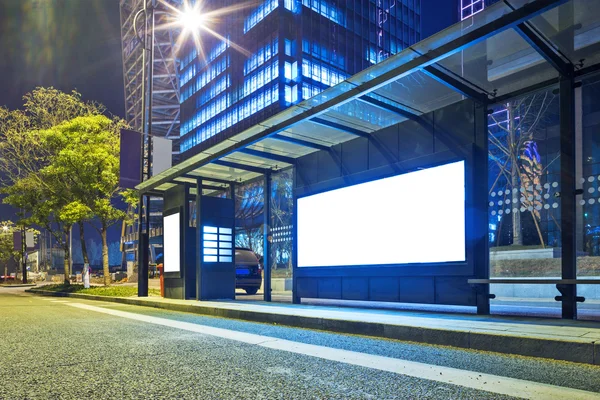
[0,288,597,399]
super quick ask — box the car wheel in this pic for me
[245,288,259,295]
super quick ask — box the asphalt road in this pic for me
[1,287,600,400]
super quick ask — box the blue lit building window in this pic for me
[181,55,230,103]
[244,0,278,33]
[302,39,345,68]
[301,0,345,26]
[284,0,299,12]
[243,59,279,98]
[302,58,346,86]
[244,36,278,75]
[180,83,280,152]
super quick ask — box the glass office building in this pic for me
[460,0,499,20]
[178,0,421,157]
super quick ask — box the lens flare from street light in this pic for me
[157,0,255,64]
[178,1,205,33]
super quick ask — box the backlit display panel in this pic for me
[297,161,466,267]
[163,213,181,272]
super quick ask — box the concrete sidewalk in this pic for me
[27,288,600,365]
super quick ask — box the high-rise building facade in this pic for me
[179,0,421,158]
[459,0,498,20]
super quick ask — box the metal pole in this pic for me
[138,194,149,297]
[147,2,155,178]
[69,226,73,276]
[21,224,27,284]
[196,179,202,301]
[559,74,577,319]
[263,173,272,302]
[475,102,490,315]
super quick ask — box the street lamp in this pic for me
[133,0,205,297]
[178,2,205,34]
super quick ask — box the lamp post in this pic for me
[133,0,205,297]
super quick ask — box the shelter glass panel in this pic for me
[529,0,600,70]
[437,28,558,98]
[269,168,294,299]
[487,87,562,316]
[577,74,600,321]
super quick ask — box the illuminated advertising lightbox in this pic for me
[163,213,181,272]
[297,161,466,267]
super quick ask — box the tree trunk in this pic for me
[101,224,110,286]
[3,263,7,283]
[509,108,523,247]
[531,211,546,249]
[78,221,89,265]
[62,227,70,285]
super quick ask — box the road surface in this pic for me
[1,287,599,399]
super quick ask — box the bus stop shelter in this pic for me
[136,0,600,319]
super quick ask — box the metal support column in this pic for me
[292,168,300,305]
[475,102,490,315]
[196,179,203,301]
[21,224,27,284]
[137,194,149,297]
[559,74,577,319]
[263,173,272,302]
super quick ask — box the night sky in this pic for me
[0,0,457,242]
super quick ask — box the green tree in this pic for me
[0,221,19,283]
[38,115,126,285]
[0,88,104,282]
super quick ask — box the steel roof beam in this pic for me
[238,148,296,165]
[202,184,229,191]
[310,117,371,138]
[185,175,234,185]
[270,134,330,151]
[212,160,272,175]
[422,65,489,103]
[514,22,573,77]
[358,95,421,121]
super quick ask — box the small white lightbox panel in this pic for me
[163,213,181,272]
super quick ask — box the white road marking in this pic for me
[66,302,600,400]
[49,300,70,303]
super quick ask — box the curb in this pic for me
[27,289,599,366]
[2,284,37,288]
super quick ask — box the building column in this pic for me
[137,194,149,297]
[263,173,272,302]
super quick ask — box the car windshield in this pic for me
[235,249,258,264]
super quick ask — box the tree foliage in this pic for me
[0,88,126,285]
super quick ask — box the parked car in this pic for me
[235,248,262,295]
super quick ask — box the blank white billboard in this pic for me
[163,213,180,272]
[297,161,466,267]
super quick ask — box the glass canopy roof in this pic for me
[137,0,600,193]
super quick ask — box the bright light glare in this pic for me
[178,6,205,33]
[297,161,466,267]
[157,0,254,61]
[2,226,8,232]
